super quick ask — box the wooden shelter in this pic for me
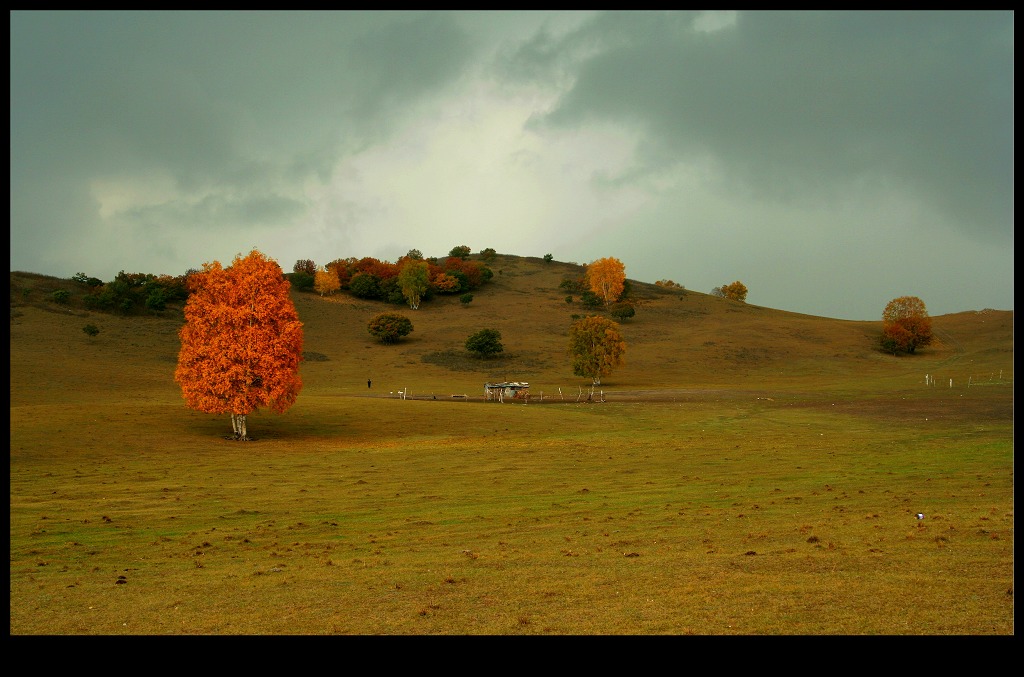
[484,381,530,402]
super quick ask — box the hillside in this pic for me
[8,256,1014,407]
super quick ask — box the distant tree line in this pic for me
[287,245,495,309]
[74,270,190,315]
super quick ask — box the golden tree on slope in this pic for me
[585,257,626,306]
[314,267,340,296]
[721,281,748,302]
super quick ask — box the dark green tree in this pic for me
[349,272,382,299]
[581,290,603,309]
[465,328,504,358]
[287,271,315,292]
[609,301,635,322]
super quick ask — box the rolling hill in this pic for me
[9,254,1013,407]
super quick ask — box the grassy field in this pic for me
[9,258,1014,634]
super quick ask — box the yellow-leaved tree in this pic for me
[397,259,430,309]
[314,267,340,296]
[721,281,748,302]
[585,257,626,306]
[175,249,304,440]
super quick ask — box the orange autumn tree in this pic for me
[585,257,626,306]
[175,249,304,440]
[880,295,933,355]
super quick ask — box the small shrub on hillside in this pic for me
[543,253,553,262]
[610,301,635,322]
[460,293,473,305]
[50,290,70,304]
[368,312,414,344]
[82,324,99,337]
[581,291,603,309]
[449,245,472,259]
[465,328,503,358]
[560,276,586,294]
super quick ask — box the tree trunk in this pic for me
[231,413,249,441]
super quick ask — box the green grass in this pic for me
[9,263,1014,634]
[11,394,1012,635]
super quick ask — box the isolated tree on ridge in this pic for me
[175,250,304,441]
[721,281,748,302]
[880,295,933,355]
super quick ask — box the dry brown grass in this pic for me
[9,259,1014,635]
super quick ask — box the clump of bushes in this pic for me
[81,271,188,316]
[367,312,414,344]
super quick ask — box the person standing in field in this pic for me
[368,379,371,389]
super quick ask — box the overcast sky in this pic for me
[10,10,1013,320]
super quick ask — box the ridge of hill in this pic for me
[9,256,1014,404]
